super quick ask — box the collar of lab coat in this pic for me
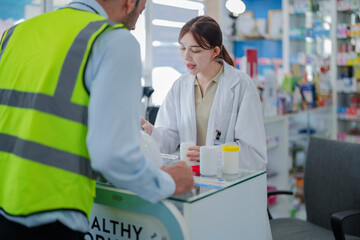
[220,60,240,88]
[182,60,239,92]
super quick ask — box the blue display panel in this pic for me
[0,0,32,19]
[241,0,282,19]
[233,0,282,75]
[234,39,282,75]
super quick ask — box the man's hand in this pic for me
[140,117,153,135]
[161,161,194,195]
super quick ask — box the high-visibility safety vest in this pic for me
[0,8,124,219]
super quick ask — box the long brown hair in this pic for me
[178,16,235,68]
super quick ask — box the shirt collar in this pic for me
[194,63,224,86]
[212,64,224,83]
[67,0,108,18]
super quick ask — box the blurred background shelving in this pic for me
[229,0,335,219]
[335,2,360,144]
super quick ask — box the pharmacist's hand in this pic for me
[187,146,200,162]
[140,117,153,135]
[161,161,194,195]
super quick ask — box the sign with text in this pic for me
[84,203,170,240]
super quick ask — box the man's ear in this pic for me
[125,0,137,14]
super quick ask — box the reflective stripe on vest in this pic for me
[0,8,125,218]
[0,133,94,179]
[1,20,115,125]
[0,19,120,179]
[0,25,16,61]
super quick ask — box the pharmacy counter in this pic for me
[84,169,267,240]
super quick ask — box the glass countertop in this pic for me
[169,169,266,203]
[95,168,265,204]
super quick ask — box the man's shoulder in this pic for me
[99,28,137,45]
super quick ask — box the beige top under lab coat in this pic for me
[194,65,224,146]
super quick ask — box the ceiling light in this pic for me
[225,0,246,17]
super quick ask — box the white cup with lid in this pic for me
[221,144,239,174]
[200,146,218,176]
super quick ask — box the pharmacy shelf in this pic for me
[280,0,337,219]
[264,105,333,122]
[335,3,360,143]
[264,105,333,218]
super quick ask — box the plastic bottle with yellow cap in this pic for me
[221,144,239,174]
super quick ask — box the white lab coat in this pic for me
[152,61,267,171]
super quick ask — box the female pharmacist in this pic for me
[141,16,267,171]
